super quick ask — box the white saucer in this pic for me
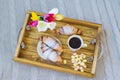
[37,35,62,60]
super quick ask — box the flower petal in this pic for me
[49,8,58,14]
[44,14,55,22]
[37,21,48,32]
[55,14,64,20]
[28,20,38,27]
[31,12,39,21]
[48,22,56,30]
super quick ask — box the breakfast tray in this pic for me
[13,11,102,78]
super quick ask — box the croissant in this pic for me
[56,24,82,35]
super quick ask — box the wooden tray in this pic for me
[13,11,102,78]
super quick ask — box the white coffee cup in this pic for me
[67,35,87,51]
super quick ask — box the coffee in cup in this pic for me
[67,35,87,51]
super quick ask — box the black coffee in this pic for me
[69,37,81,49]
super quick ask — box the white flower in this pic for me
[49,8,58,14]
[37,21,57,32]
[48,22,56,30]
[37,21,49,32]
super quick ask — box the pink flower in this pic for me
[44,14,55,22]
[28,20,38,27]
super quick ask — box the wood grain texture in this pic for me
[13,11,101,78]
[0,0,120,80]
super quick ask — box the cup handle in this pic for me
[82,44,87,47]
